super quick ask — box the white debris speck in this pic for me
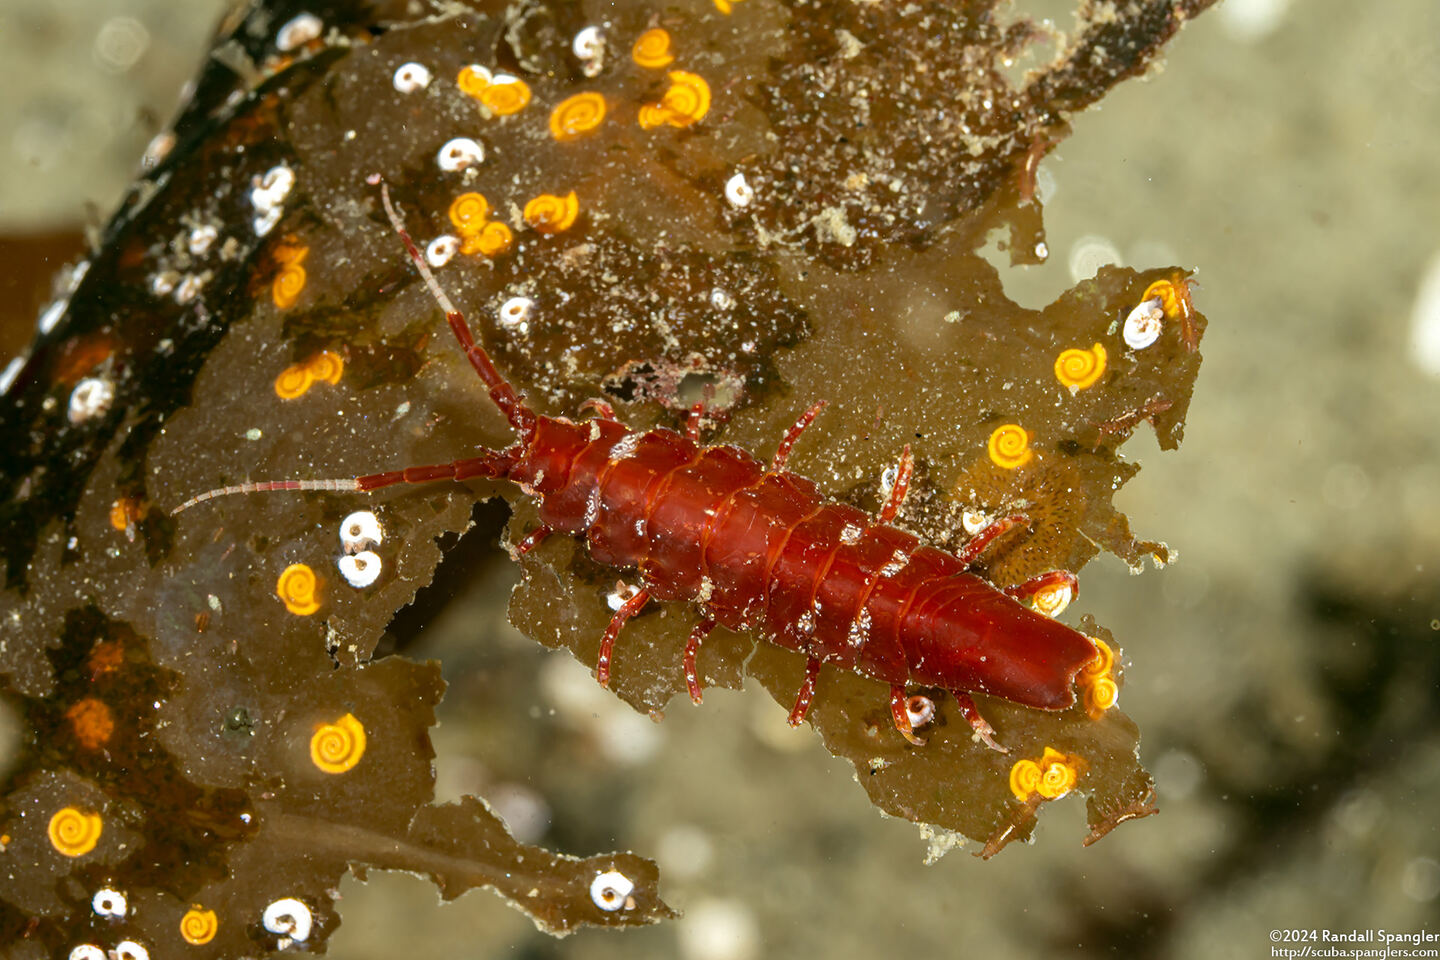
[839,523,862,545]
[253,206,283,237]
[589,870,635,912]
[174,273,205,305]
[276,13,323,52]
[1123,297,1165,350]
[245,428,263,440]
[437,137,484,172]
[425,235,460,268]
[392,61,432,93]
[724,172,754,208]
[68,377,114,425]
[251,164,296,213]
[187,224,218,257]
[338,551,382,588]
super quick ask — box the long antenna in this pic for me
[376,177,535,437]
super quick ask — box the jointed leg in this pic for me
[683,616,717,704]
[877,445,913,524]
[579,398,619,421]
[787,655,822,727]
[888,685,925,746]
[772,401,827,472]
[596,586,651,688]
[510,524,554,559]
[955,514,1029,567]
[951,691,1006,753]
[1004,570,1078,617]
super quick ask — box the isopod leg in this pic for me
[771,401,827,471]
[511,524,554,559]
[786,655,822,727]
[596,587,651,688]
[684,402,704,441]
[876,444,913,524]
[1005,570,1078,617]
[951,691,1007,753]
[888,685,926,746]
[578,398,619,421]
[955,514,1030,567]
[683,615,717,704]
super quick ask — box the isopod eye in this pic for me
[589,869,635,912]
[339,510,383,552]
[263,897,313,942]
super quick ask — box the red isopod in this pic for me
[175,182,1110,750]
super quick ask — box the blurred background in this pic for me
[2,0,1438,957]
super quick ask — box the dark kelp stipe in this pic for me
[0,0,1213,954]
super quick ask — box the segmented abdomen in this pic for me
[527,419,1095,708]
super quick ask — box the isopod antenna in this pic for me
[377,178,536,438]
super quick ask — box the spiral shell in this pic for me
[337,551,381,588]
[92,887,127,918]
[1143,278,1189,319]
[474,221,514,257]
[479,75,532,116]
[276,563,321,616]
[448,192,490,234]
[986,423,1033,470]
[1080,637,1115,680]
[274,363,313,399]
[180,907,219,945]
[550,92,607,142]
[437,137,484,172]
[392,62,431,93]
[305,350,344,385]
[1123,297,1164,350]
[310,712,366,774]
[426,235,460,267]
[1054,342,1106,392]
[631,28,674,68]
[1009,747,1083,801]
[263,897,313,942]
[456,64,493,97]
[1008,759,1042,801]
[1084,677,1119,715]
[272,263,307,309]
[524,191,580,234]
[903,694,936,730]
[1037,749,1079,799]
[48,806,102,858]
[589,869,635,912]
